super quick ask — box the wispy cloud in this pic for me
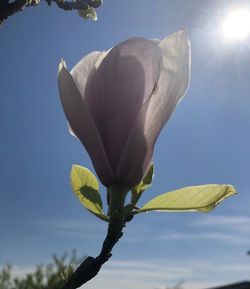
[194,215,250,232]
[86,260,204,289]
[2,257,250,289]
[40,219,106,239]
[145,214,250,246]
[0,265,36,278]
[83,258,250,289]
[1,218,107,239]
[158,232,250,245]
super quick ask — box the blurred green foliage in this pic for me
[0,251,81,289]
[0,251,185,289]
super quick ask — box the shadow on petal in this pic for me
[58,62,115,186]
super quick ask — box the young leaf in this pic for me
[88,0,102,8]
[135,184,237,213]
[78,7,97,21]
[131,163,154,205]
[71,165,108,221]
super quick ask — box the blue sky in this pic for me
[0,0,250,288]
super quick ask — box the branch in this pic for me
[0,0,30,24]
[60,185,129,289]
[60,216,125,289]
[0,0,101,24]
[48,0,89,11]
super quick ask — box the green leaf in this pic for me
[78,7,97,21]
[135,184,237,213]
[131,163,154,205]
[88,0,102,8]
[71,165,108,221]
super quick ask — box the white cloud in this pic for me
[0,265,36,278]
[194,215,250,231]
[2,215,250,289]
[218,264,250,273]
[145,215,250,246]
[12,265,36,278]
[158,232,250,245]
[102,260,195,280]
[2,257,250,289]
[81,258,250,289]
[181,281,226,289]
[83,259,195,289]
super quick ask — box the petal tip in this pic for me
[181,28,191,44]
[179,27,188,34]
[175,28,190,43]
[160,28,190,48]
[174,28,189,38]
[68,122,78,138]
[58,58,67,75]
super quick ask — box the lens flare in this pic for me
[222,9,250,41]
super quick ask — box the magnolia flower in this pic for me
[58,29,191,188]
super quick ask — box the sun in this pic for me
[222,9,250,41]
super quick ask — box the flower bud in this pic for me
[58,29,191,187]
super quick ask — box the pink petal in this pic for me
[116,30,191,186]
[71,51,108,99]
[68,51,107,138]
[83,38,161,170]
[58,60,115,186]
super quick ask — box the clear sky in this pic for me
[0,1,250,289]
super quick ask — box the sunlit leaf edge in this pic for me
[71,164,108,221]
[134,184,237,214]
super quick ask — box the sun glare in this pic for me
[222,9,250,41]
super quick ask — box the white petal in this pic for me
[116,29,191,186]
[83,38,161,171]
[71,51,108,100]
[94,48,111,69]
[158,29,191,104]
[58,60,115,186]
[68,122,77,138]
[67,51,109,139]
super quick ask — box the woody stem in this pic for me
[60,184,129,289]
